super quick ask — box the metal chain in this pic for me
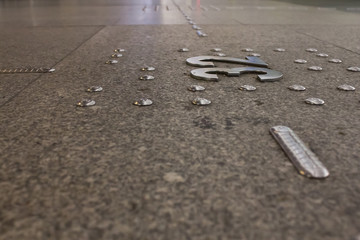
[0,67,55,74]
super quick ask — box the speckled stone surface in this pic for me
[1,1,360,240]
[0,26,103,105]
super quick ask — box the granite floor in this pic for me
[1,0,360,240]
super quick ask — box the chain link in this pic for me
[0,67,55,74]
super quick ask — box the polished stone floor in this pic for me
[1,1,360,240]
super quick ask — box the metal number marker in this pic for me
[228,67,283,82]
[190,67,282,82]
[186,56,269,68]
[190,68,229,81]
[270,126,329,179]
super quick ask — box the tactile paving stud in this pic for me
[305,97,325,105]
[337,84,355,91]
[288,85,306,91]
[133,98,153,106]
[86,86,103,92]
[308,66,323,71]
[76,99,96,107]
[192,97,211,105]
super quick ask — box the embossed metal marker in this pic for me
[270,126,329,179]
[186,56,268,68]
[190,67,283,82]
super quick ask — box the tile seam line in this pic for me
[233,19,246,25]
[295,30,360,56]
[0,25,106,109]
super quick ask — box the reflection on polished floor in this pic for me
[1,1,360,240]
[1,0,360,26]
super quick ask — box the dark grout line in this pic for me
[0,25,106,109]
[232,19,246,25]
[296,30,360,56]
